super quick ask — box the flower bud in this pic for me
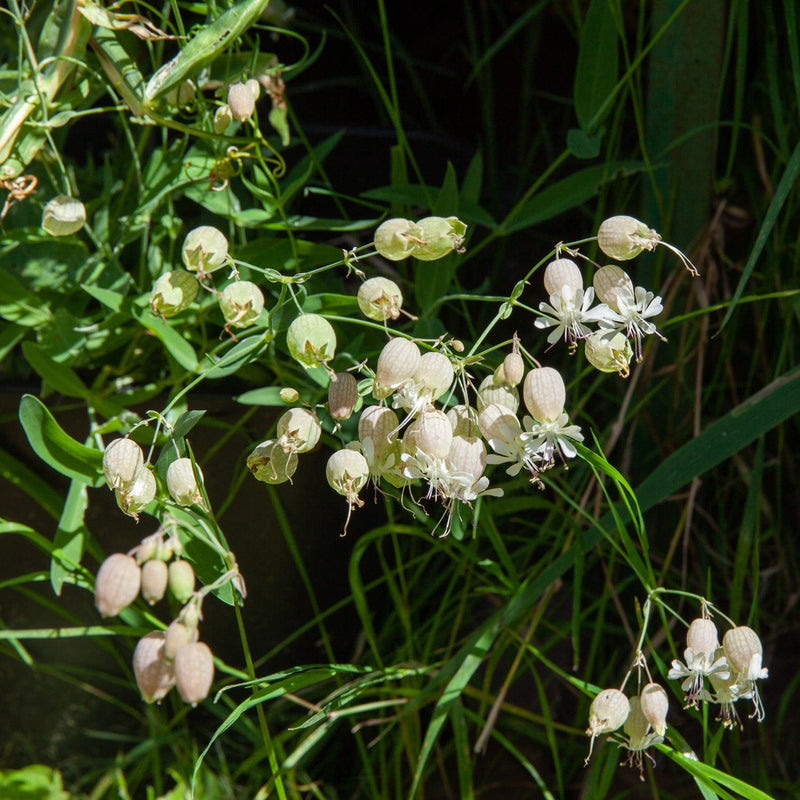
[584,331,632,377]
[103,438,144,491]
[219,280,265,328]
[373,218,422,261]
[286,314,337,369]
[227,82,256,122]
[168,559,196,604]
[522,367,565,423]
[413,216,467,261]
[141,558,169,605]
[543,258,583,297]
[164,619,199,661]
[477,374,519,414]
[247,439,298,484]
[409,409,452,460]
[246,78,261,100]
[686,617,720,658]
[723,626,768,679]
[593,265,634,312]
[446,404,479,437]
[95,553,142,617]
[150,271,199,318]
[501,352,525,387]
[375,337,420,391]
[166,458,205,507]
[639,682,669,736]
[182,226,229,273]
[358,405,399,457]
[357,277,404,321]
[447,435,486,484]
[115,466,157,519]
[42,195,86,236]
[277,407,321,453]
[414,352,455,400]
[280,387,300,403]
[328,372,359,421]
[133,631,175,703]
[174,641,214,706]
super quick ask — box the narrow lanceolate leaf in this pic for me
[18,395,104,486]
[143,0,271,107]
[574,0,620,131]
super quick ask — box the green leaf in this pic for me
[574,0,620,131]
[22,342,90,400]
[0,265,51,326]
[502,161,645,234]
[143,0,272,106]
[132,307,198,371]
[51,479,89,596]
[202,334,267,379]
[433,162,460,216]
[236,387,289,406]
[18,395,104,487]
[567,127,603,159]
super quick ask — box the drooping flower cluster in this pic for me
[668,614,768,728]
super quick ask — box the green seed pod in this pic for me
[150,271,199,318]
[141,559,169,605]
[373,218,422,261]
[543,258,583,296]
[116,466,157,520]
[95,553,142,617]
[247,439,298,484]
[219,280,265,328]
[214,104,233,133]
[103,438,144,491]
[326,448,369,504]
[522,367,565,423]
[357,276,403,321]
[42,195,86,236]
[228,82,256,122]
[133,631,175,703]
[477,375,519,414]
[166,458,205,507]
[593,265,634,312]
[277,407,321,453]
[413,216,467,261]
[328,372,359,421]
[182,226,229,273]
[584,331,632,377]
[286,314,337,369]
[168,559,196,604]
[174,641,214,706]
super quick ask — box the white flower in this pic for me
[523,413,584,464]
[534,285,614,346]
[668,646,730,708]
[599,286,665,361]
[484,413,543,479]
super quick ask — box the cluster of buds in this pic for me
[585,678,669,779]
[102,437,209,517]
[667,613,768,729]
[149,226,266,337]
[94,524,216,707]
[585,606,768,780]
[94,527,196,617]
[534,216,698,374]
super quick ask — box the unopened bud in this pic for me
[141,559,169,605]
[42,195,86,236]
[168,559,196,604]
[166,458,205,507]
[95,553,141,617]
[133,631,175,703]
[227,82,256,122]
[174,641,214,706]
[328,372,359,421]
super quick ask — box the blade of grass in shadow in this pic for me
[717,140,800,332]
